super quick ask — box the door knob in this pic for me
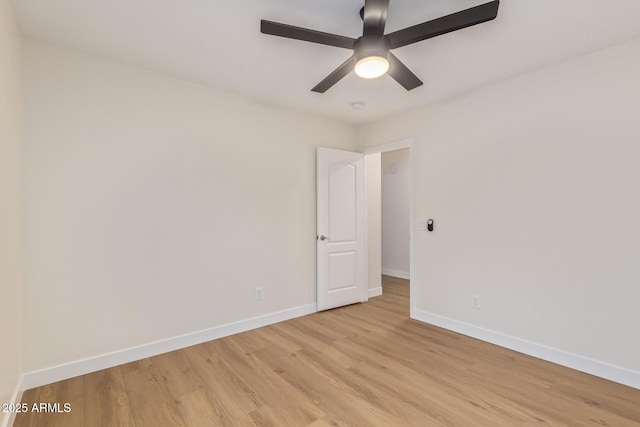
[318,235,329,241]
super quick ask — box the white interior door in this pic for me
[317,147,366,311]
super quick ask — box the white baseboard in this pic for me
[381,268,410,280]
[368,287,382,298]
[1,376,23,427]
[23,304,317,391]
[412,308,640,390]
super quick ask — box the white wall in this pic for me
[23,40,356,375]
[357,37,640,382]
[381,149,410,279]
[0,0,23,419]
[365,153,381,296]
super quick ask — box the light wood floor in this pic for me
[15,276,640,426]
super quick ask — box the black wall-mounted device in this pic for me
[427,219,434,232]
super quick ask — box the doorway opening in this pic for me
[364,139,414,318]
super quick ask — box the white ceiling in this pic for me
[12,0,640,124]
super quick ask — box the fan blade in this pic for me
[311,56,355,93]
[387,53,423,91]
[363,0,389,36]
[387,0,499,49]
[261,20,356,49]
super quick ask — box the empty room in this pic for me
[2,0,640,426]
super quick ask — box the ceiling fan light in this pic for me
[355,56,389,79]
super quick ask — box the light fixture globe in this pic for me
[355,56,389,79]
[353,35,391,79]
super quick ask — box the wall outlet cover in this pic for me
[472,295,480,309]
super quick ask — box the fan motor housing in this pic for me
[354,35,391,63]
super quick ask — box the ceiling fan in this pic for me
[261,0,500,93]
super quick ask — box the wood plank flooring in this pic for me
[14,276,640,426]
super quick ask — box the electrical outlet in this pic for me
[472,295,480,310]
[255,287,264,301]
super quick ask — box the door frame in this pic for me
[363,139,415,317]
